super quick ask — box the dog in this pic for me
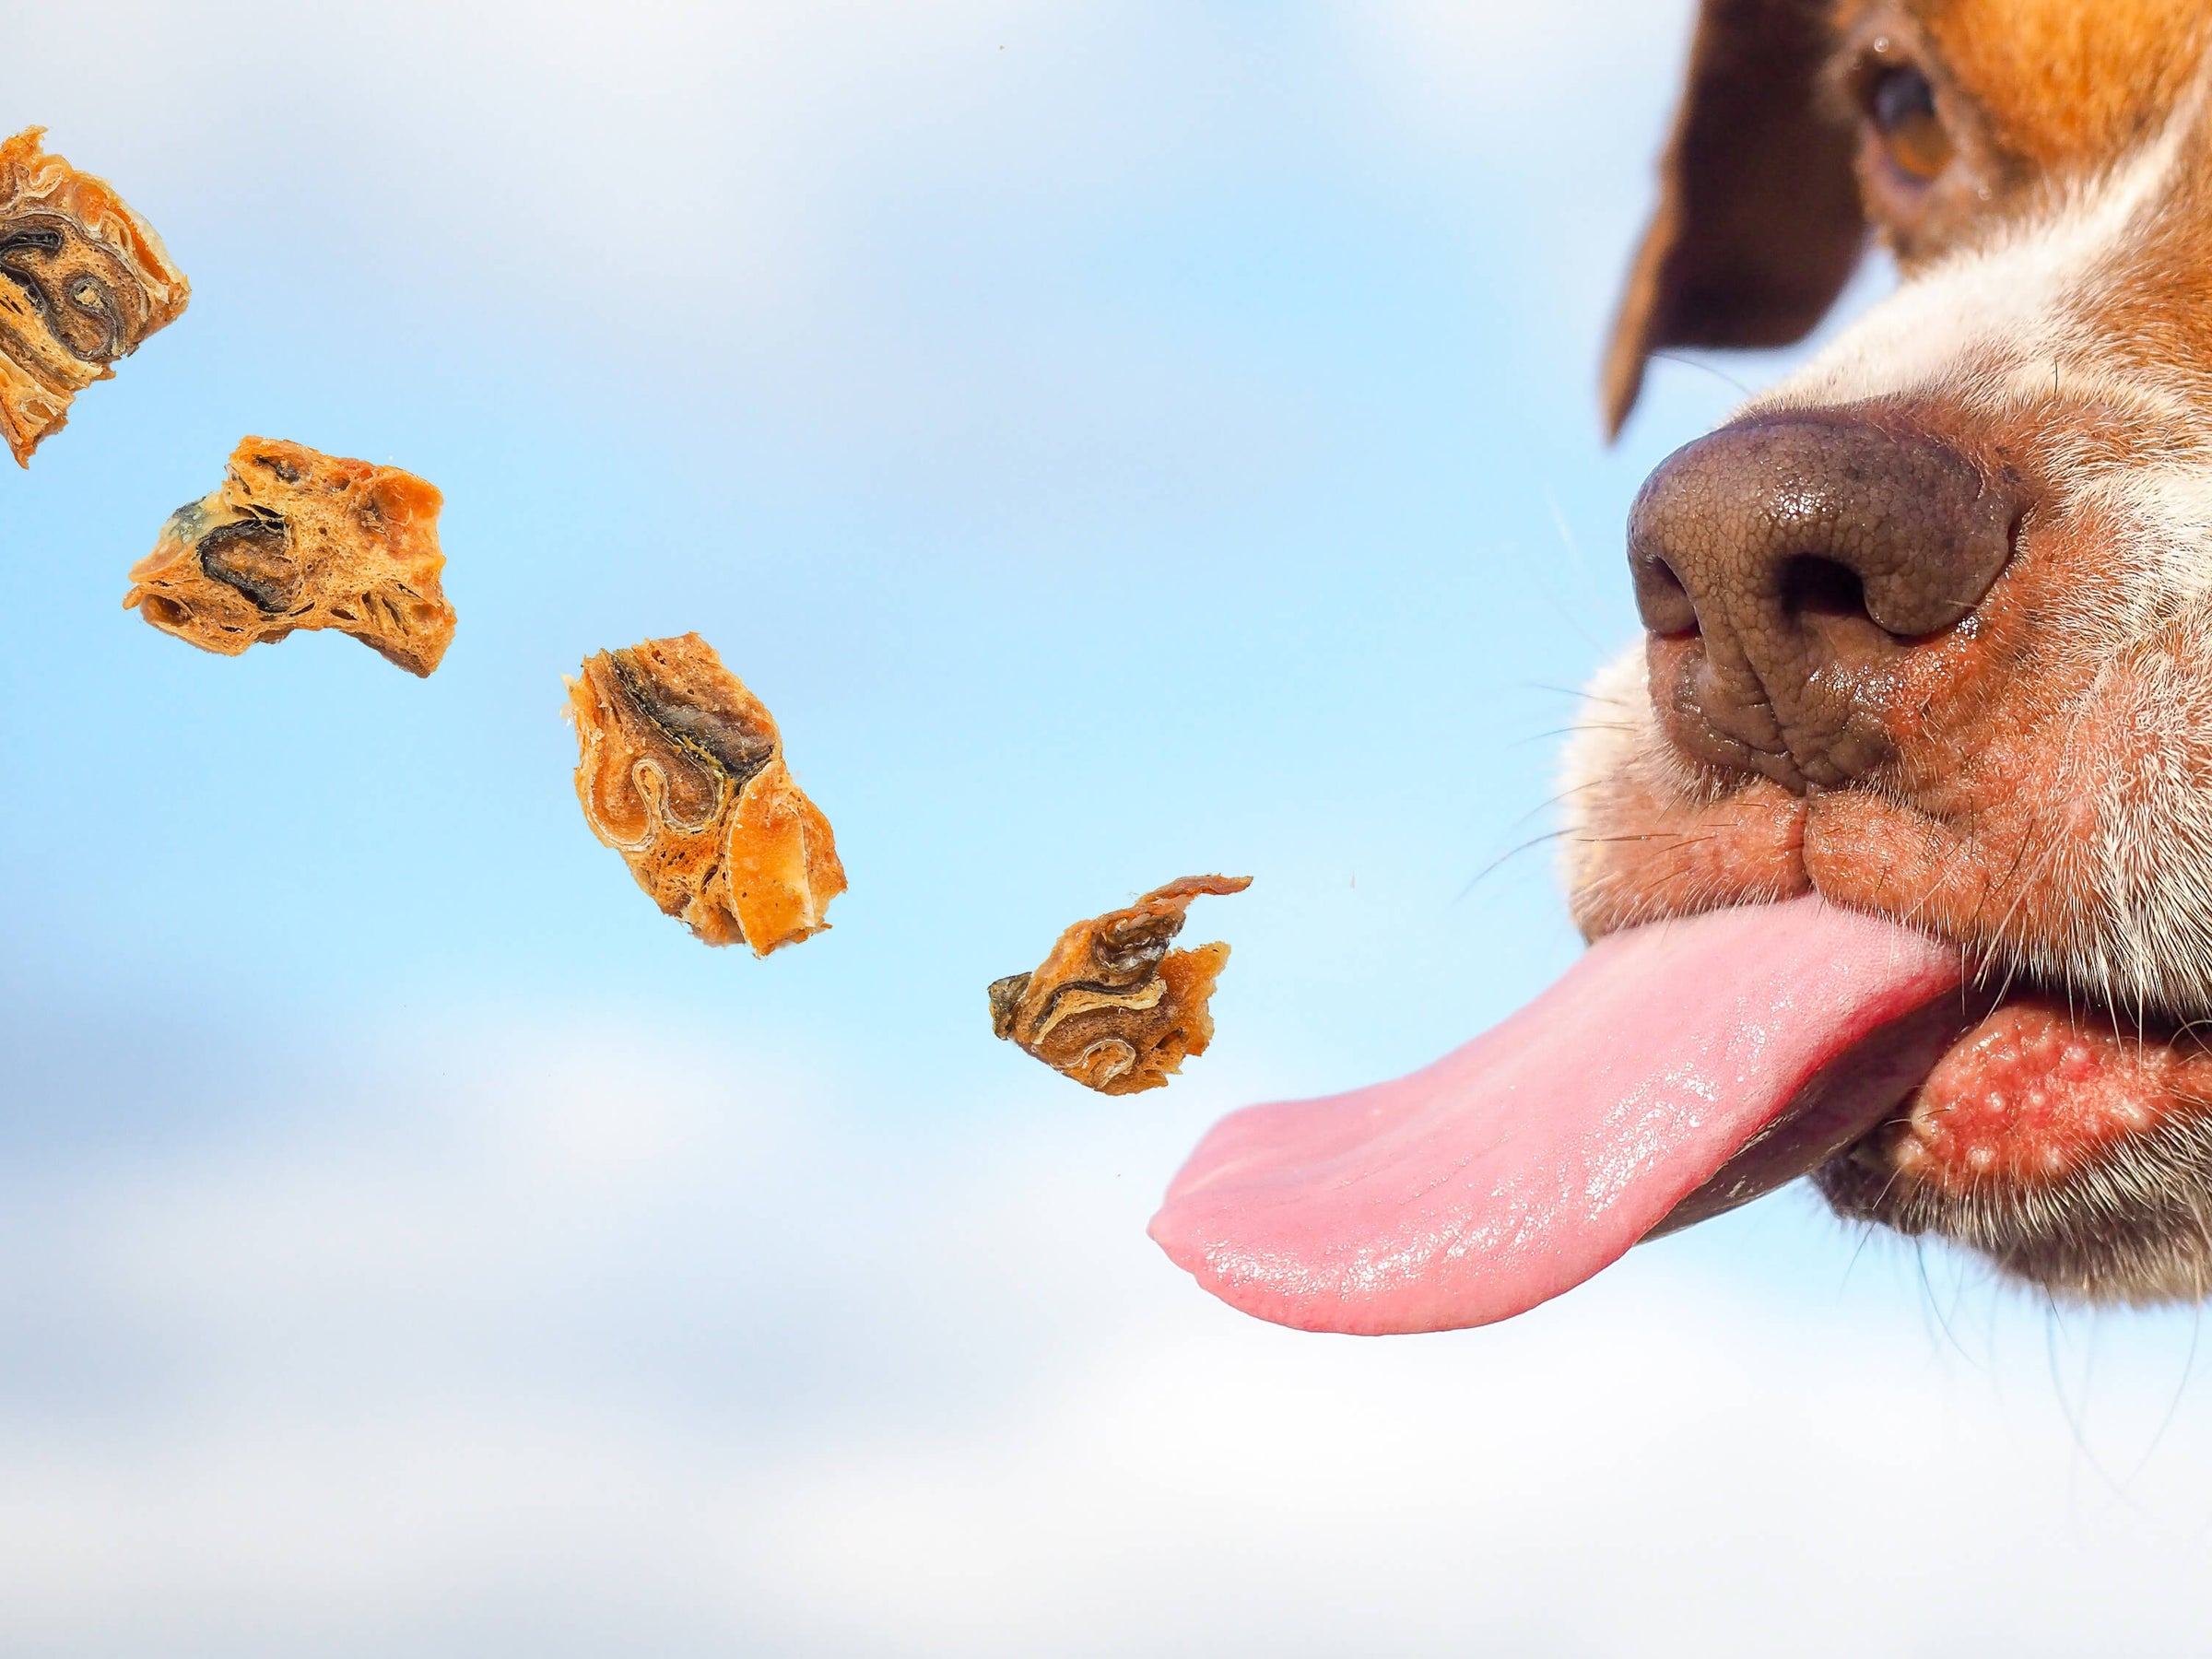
[1150,0,2212,1335]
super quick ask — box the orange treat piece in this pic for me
[0,127,189,465]
[990,875,1252,1095]
[124,438,454,677]
[567,633,846,956]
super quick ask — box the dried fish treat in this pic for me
[124,438,455,677]
[567,633,846,956]
[0,127,188,465]
[990,875,1252,1095]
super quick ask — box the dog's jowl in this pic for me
[1153,0,2212,1333]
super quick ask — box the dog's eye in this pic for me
[1868,65,1952,182]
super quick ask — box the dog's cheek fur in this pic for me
[2083,614,2212,1008]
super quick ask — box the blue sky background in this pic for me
[9,3,2212,1653]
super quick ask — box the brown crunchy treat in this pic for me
[567,633,846,956]
[990,875,1252,1095]
[0,127,189,465]
[124,438,454,677]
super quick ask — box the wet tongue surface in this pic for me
[1149,898,1964,1335]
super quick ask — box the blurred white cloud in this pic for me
[1340,0,1696,132]
[6,1006,2212,1655]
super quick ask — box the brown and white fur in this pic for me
[1572,0,2212,1300]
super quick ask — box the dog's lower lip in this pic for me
[1663,967,2212,1238]
[1644,989,1994,1239]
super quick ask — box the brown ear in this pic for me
[1602,0,1867,437]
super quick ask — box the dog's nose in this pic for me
[1627,413,2021,790]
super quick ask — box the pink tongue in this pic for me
[1149,898,1962,1335]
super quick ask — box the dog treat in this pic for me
[0,127,189,465]
[567,633,845,956]
[124,438,454,676]
[990,875,1252,1095]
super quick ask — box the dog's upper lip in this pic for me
[1149,897,1963,1335]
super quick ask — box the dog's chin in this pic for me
[1811,986,2212,1304]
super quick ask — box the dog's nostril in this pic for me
[1778,555,1865,624]
[1633,552,1700,638]
[1650,559,1698,631]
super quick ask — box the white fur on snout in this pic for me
[1757,116,2193,418]
[1557,645,1651,869]
[1557,642,1672,933]
[2077,466,2212,614]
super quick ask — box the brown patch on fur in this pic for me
[1825,1,2212,266]
[1907,0,2212,167]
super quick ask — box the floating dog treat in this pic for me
[124,438,454,677]
[0,127,189,465]
[567,634,845,955]
[990,875,1251,1095]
